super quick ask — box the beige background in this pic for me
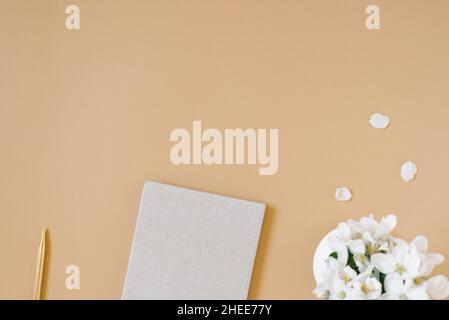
[1,0,449,299]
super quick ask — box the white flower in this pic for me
[328,277,355,300]
[412,236,445,277]
[371,241,421,279]
[348,214,396,244]
[426,275,449,300]
[327,265,358,300]
[381,274,429,300]
[313,257,341,299]
[353,253,370,273]
[328,222,365,266]
[314,258,358,300]
[351,268,382,300]
[313,214,448,300]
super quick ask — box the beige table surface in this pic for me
[1,0,449,299]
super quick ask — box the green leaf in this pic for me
[329,252,338,259]
[347,250,359,273]
[379,271,386,294]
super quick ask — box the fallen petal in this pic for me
[369,113,390,129]
[335,187,352,201]
[400,160,418,182]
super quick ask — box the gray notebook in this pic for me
[122,181,265,300]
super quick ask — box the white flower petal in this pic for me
[401,160,418,182]
[342,266,357,280]
[335,246,349,266]
[371,253,396,274]
[412,235,428,252]
[349,239,366,255]
[391,236,408,247]
[427,253,445,266]
[407,288,429,300]
[369,113,390,129]
[364,278,382,299]
[335,187,352,202]
[391,242,408,262]
[380,293,400,300]
[403,244,422,278]
[359,216,378,232]
[384,274,404,295]
[336,222,351,239]
[381,214,397,233]
[420,253,445,277]
[378,242,389,252]
[426,275,449,300]
[362,231,375,244]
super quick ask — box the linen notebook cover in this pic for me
[122,181,266,300]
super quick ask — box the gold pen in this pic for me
[33,228,47,300]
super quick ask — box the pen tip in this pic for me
[41,228,47,242]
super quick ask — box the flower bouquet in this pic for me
[313,215,449,300]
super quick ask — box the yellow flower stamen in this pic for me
[361,284,370,295]
[366,244,380,255]
[395,264,406,275]
[414,276,428,285]
[342,275,352,284]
